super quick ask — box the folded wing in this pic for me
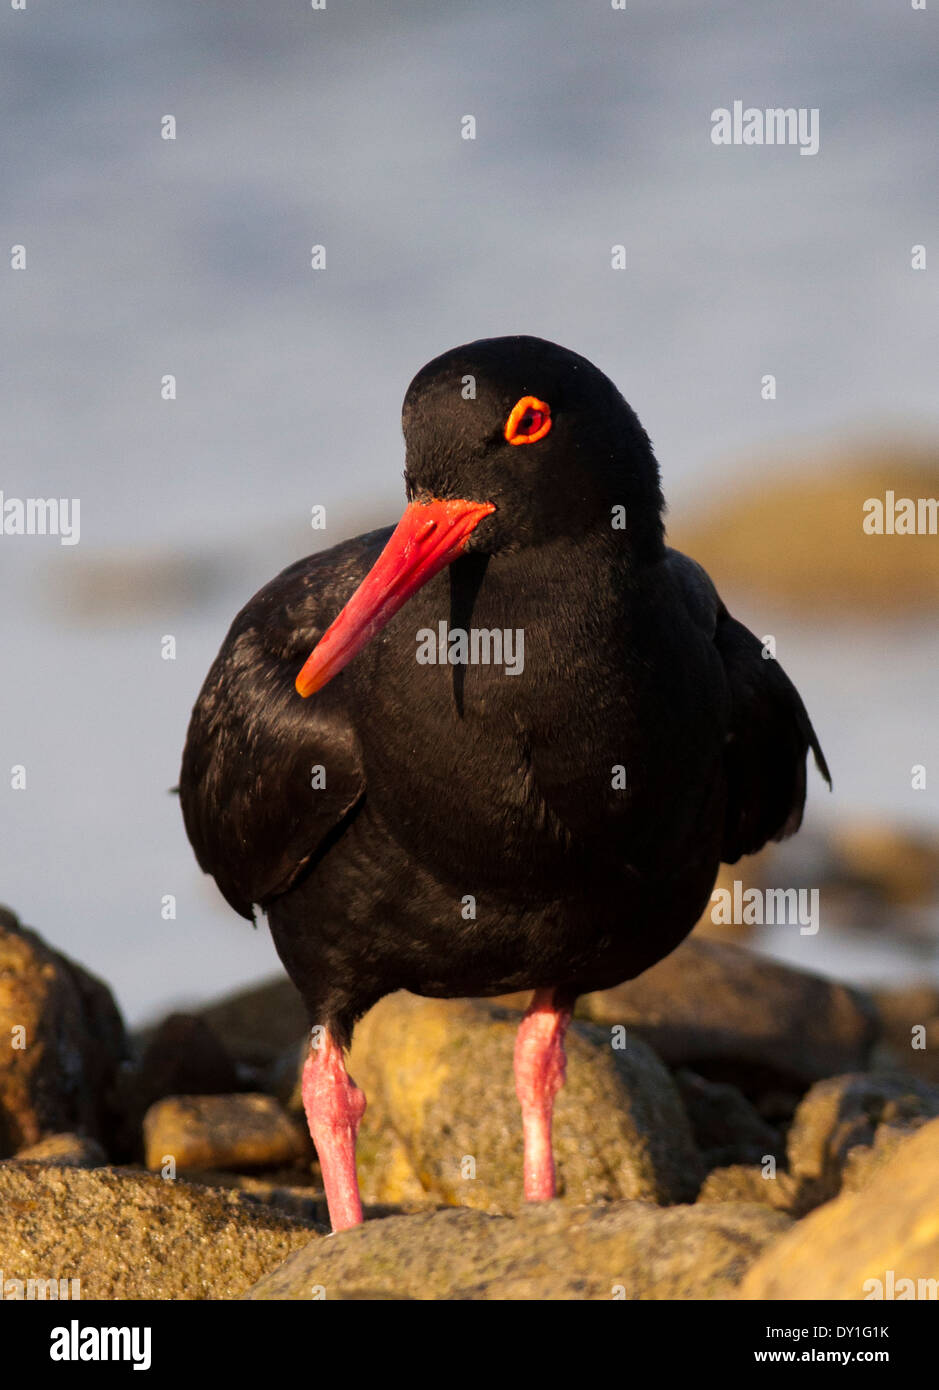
[665,548,831,864]
[179,530,390,919]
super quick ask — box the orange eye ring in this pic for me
[504,395,552,445]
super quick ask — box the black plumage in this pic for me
[179,335,829,1227]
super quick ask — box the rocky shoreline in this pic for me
[0,904,937,1300]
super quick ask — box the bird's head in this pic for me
[402,335,663,554]
[296,335,664,697]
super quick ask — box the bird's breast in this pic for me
[344,572,713,894]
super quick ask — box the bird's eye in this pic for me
[504,396,552,445]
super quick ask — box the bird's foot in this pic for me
[514,987,572,1202]
[302,1031,367,1233]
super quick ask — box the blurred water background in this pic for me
[2,1,936,1021]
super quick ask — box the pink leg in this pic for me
[301,1030,366,1232]
[513,988,572,1202]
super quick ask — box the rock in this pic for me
[675,1070,782,1170]
[196,977,308,1069]
[246,1199,789,1300]
[875,984,939,1033]
[873,985,939,1085]
[696,1164,796,1212]
[829,823,939,907]
[738,1118,939,1300]
[0,907,127,1157]
[0,1164,316,1299]
[274,1040,438,1210]
[753,1089,803,1127]
[143,1094,310,1173]
[691,860,774,943]
[12,1132,107,1167]
[786,1072,939,1212]
[265,1036,309,1111]
[353,1108,437,1209]
[580,937,878,1091]
[839,1124,925,1195]
[179,1168,328,1226]
[669,447,939,616]
[115,1013,241,1157]
[134,1013,239,1103]
[344,993,701,1212]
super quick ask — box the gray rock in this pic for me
[873,985,939,1085]
[195,977,308,1069]
[675,1069,782,1170]
[581,937,878,1090]
[116,1013,241,1159]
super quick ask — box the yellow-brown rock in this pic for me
[738,1117,939,1299]
[143,1093,309,1172]
[345,992,702,1212]
[0,907,126,1156]
[670,447,939,616]
[246,1199,790,1301]
[0,1164,316,1299]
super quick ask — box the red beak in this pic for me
[295,497,496,697]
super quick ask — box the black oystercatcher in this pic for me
[180,336,829,1231]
